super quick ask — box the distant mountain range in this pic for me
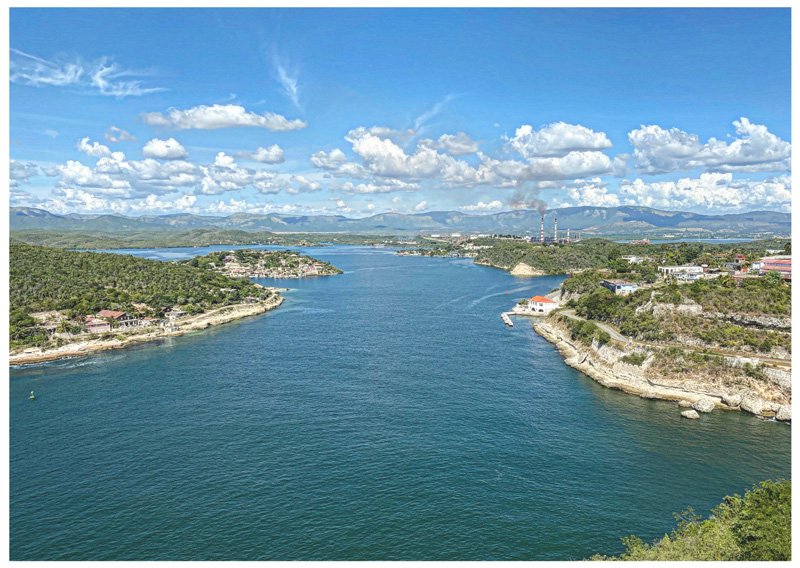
[9,206,791,237]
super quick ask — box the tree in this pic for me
[764,270,782,287]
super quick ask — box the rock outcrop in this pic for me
[722,391,744,407]
[509,262,546,277]
[703,312,792,331]
[681,410,700,419]
[692,398,716,413]
[776,405,791,422]
[739,392,764,415]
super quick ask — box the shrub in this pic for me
[620,352,648,366]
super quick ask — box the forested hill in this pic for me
[9,244,268,346]
[9,228,404,250]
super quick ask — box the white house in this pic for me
[658,265,703,276]
[526,295,558,314]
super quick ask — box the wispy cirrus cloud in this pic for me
[414,94,458,134]
[271,52,302,111]
[10,48,165,98]
[104,126,136,143]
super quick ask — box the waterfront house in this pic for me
[600,279,639,295]
[165,307,188,320]
[96,309,139,328]
[527,295,559,314]
[84,316,111,334]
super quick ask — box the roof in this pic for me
[530,295,555,304]
[603,279,636,286]
[97,309,126,319]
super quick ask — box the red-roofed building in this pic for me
[758,258,791,280]
[528,295,558,314]
[95,310,139,327]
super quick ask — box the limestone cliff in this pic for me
[534,319,790,422]
[509,262,547,277]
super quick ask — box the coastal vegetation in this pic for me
[407,237,789,277]
[560,317,611,347]
[10,244,272,348]
[565,275,790,355]
[591,479,791,561]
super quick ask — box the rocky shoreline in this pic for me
[534,319,791,423]
[9,294,284,367]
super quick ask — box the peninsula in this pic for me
[528,251,791,422]
[9,244,341,365]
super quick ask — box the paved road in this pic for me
[558,309,791,368]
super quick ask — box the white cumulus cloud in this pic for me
[76,137,112,158]
[628,118,791,174]
[141,138,189,160]
[619,172,791,211]
[236,144,285,164]
[10,159,39,188]
[506,122,613,159]
[433,132,481,156]
[141,104,306,131]
[460,200,503,212]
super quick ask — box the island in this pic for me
[181,248,343,279]
[9,244,342,365]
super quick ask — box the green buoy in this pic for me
[29,391,35,400]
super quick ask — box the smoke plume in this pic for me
[508,185,548,215]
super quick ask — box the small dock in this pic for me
[501,312,514,327]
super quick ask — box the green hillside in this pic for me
[591,479,790,561]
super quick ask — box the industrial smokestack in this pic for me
[540,215,544,244]
[567,227,570,244]
[554,216,558,242]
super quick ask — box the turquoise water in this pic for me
[10,246,791,560]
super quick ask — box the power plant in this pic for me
[540,215,545,244]
[532,214,578,244]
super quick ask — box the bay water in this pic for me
[10,246,790,560]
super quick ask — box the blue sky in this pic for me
[9,8,791,218]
